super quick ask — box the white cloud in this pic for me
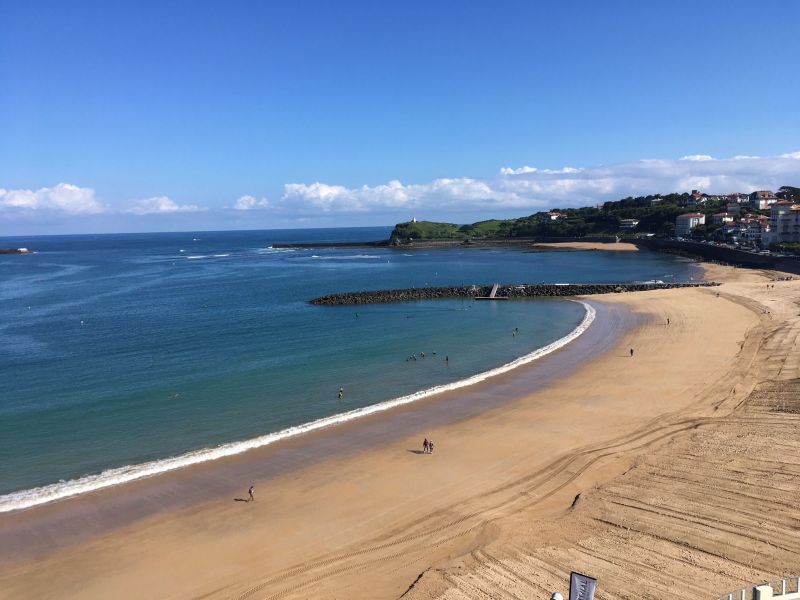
[233,195,271,210]
[679,154,714,161]
[272,152,800,217]
[500,166,538,175]
[499,166,582,176]
[0,183,105,214]
[279,177,538,216]
[127,196,203,215]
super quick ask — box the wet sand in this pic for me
[1,264,793,599]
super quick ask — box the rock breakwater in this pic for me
[311,282,720,305]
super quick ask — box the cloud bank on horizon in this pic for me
[2,152,799,228]
[234,152,799,219]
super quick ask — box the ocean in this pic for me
[0,228,696,511]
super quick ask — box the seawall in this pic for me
[635,239,800,274]
[311,282,719,305]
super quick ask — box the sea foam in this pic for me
[0,300,595,514]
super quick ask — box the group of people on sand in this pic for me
[422,437,435,454]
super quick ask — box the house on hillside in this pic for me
[712,212,735,225]
[675,213,705,237]
[767,202,800,244]
[727,192,749,204]
[686,190,706,206]
[719,221,745,242]
[740,215,770,244]
[619,219,639,230]
[749,190,778,210]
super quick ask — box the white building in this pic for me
[619,219,639,230]
[675,213,705,237]
[726,192,749,204]
[749,190,778,210]
[712,212,734,225]
[740,217,770,244]
[767,202,800,244]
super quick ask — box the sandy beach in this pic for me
[1,264,799,599]
[532,241,639,252]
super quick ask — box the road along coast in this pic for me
[1,266,797,599]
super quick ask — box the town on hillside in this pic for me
[392,186,800,256]
[522,187,800,252]
[663,188,800,251]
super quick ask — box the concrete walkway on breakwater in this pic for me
[310,282,720,305]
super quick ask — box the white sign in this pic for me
[569,572,597,600]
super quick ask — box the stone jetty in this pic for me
[310,281,720,305]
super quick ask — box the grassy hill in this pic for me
[390,221,463,241]
[389,219,517,242]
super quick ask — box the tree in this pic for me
[777,186,800,202]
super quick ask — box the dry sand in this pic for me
[532,241,639,252]
[1,264,798,599]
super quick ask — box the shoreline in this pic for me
[0,300,596,515]
[0,299,633,564]
[3,264,793,599]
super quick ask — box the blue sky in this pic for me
[1,0,799,235]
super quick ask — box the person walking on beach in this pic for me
[429,440,435,453]
[667,317,670,325]
[630,348,634,357]
[423,438,429,453]
[248,485,254,502]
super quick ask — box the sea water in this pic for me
[0,228,695,510]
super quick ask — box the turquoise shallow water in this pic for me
[0,228,695,505]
